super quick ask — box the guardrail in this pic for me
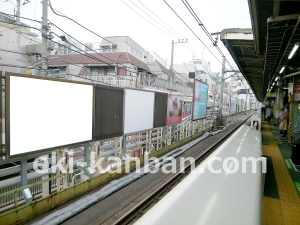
[70,75,193,95]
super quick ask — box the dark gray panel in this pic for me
[93,85,124,141]
[153,92,168,128]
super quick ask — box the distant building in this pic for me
[0,12,41,74]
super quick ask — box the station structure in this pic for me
[0,1,300,225]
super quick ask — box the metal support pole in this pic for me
[21,156,33,203]
[145,130,152,153]
[172,124,175,142]
[245,89,249,114]
[84,143,90,165]
[123,134,126,154]
[218,57,226,126]
[20,156,28,187]
[41,0,49,76]
[162,126,166,147]
[170,40,174,92]
[16,0,21,73]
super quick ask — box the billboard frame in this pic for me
[93,84,124,141]
[123,87,156,135]
[192,78,209,121]
[5,72,95,159]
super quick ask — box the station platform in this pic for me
[262,121,300,225]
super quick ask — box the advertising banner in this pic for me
[230,97,237,114]
[192,79,208,120]
[6,73,94,158]
[124,89,155,134]
[167,94,183,125]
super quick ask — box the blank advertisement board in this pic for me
[93,85,124,141]
[167,94,183,125]
[192,79,208,120]
[6,73,93,158]
[124,89,155,134]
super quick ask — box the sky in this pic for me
[1,0,252,73]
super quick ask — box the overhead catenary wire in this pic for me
[136,1,199,59]
[163,0,222,65]
[120,0,178,39]
[129,0,181,39]
[181,0,234,70]
[137,0,185,39]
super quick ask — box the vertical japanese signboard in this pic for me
[192,79,208,120]
[167,94,183,125]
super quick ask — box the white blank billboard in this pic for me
[7,75,93,157]
[124,89,154,134]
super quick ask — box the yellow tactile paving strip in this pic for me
[262,122,300,225]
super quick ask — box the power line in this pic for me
[129,0,181,39]
[163,0,222,65]
[0,11,41,23]
[138,0,185,39]
[20,32,40,44]
[120,0,178,39]
[0,19,42,32]
[137,1,199,59]
[48,0,115,46]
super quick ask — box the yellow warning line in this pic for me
[262,122,300,225]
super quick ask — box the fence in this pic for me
[70,75,193,95]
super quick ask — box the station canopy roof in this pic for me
[221,0,300,102]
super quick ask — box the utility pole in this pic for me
[218,57,225,126]
[170,39,187,92]
[41,0,49,76]
[16,0,21,73]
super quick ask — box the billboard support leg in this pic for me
[162,126,166,147]
[56,149,68,191]
[156,127,163,151]
[21,156,33,204]
[94,141,100,174]
[145,130,152,154]
[180,123,184,141]
[122,135,126,154]
[167,126,172,145]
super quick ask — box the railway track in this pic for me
[106,114,254,225]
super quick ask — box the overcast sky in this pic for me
[1,0,252,73]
